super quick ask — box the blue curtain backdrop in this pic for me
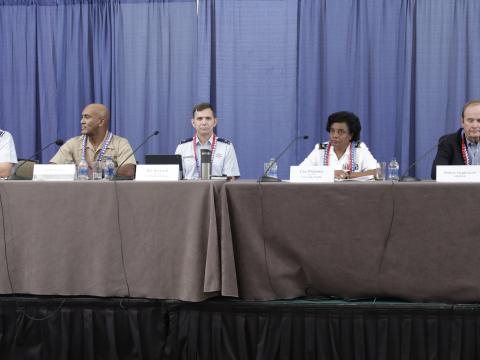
[1,0,480,179]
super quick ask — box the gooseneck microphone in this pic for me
[113,130,160,180]
[9,138,64,180]
[399,136,448,182]
[258,135,309,182]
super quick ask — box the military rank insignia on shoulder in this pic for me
[355,141,362,148]
[217,137,231,144]
[0,131,4,137]
[318,142,328,149]
[180,137,193,144]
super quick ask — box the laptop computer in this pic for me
[144,154,183,179]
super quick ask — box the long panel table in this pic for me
[220,181,480,302]
[0,180,237,302]
[0,180,479,303]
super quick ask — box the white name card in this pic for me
[289,166,334,183]
[436,165,480,182]
[33,164,76,181]
[135,165,180,181]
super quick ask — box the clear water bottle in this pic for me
[103,156,115,180]
[266,158,278,178]
[77,159,89,180]
[388,158,400,181]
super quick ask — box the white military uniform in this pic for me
[0,130,18,165]
[300,141,377,171]
[175,134,240,179]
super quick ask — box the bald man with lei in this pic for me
[50,103,136,178]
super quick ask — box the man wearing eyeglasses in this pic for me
[431,100,480,179]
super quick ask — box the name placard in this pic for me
[436,165,480,182]
[33,164,76,181]
[135,165,180,181]
[289,166,334,183]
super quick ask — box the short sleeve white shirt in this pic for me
[0,130,18,164]
[300,141,377,171]
[175,135,240,179]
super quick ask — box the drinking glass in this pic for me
[375,162,387,181]
[92,160,103,180]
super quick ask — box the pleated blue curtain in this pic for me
[297,0,480,179]
[0,0,208,163]
[214,0,299,178]
[113,0,212,155]
[1,0,480,178]
[297,0,416,175]
[0,3,41,159]
[412,0,480,178]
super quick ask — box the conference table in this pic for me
[220,181,480,303]
[0,180,478,303]
[0,180,236,302]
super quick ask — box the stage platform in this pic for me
[0,295,479,360]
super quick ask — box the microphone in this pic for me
[258,135,309,182]
[9,139,64,180]
[399,136,448,182]
[113,130,160,180]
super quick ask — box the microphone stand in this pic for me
[399,136,448,182]
[9,139,64,180]
[112,130,160,180]
[258,135,309,183]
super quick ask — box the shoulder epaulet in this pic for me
[318,142,328,149]
[0,131,4,137]
[217,137,231,144]
[355,141,362,148]
[180,137,193,144]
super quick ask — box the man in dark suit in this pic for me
[431,100,480,179]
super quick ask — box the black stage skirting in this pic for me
[1,296,480,360]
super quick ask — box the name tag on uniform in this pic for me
[135,165,180,181]
[436,165,480,182]
[33,164,76,181]
[289,166,334,183]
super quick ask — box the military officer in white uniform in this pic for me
[300,111,377,180]
[0,130,18,178]
[175,103,240,179]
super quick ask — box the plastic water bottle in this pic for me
[267,158,278,178]
[77,159,89,180]
[388,158,399,181]
[103,156,115,180]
